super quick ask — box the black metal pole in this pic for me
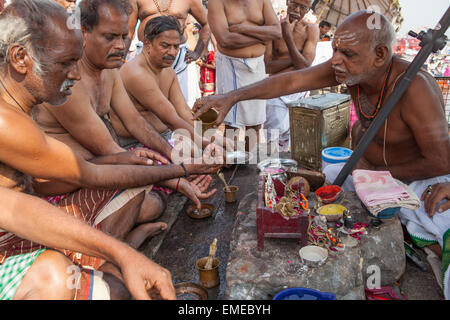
[333,6,450,186]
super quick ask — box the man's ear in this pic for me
[9,44,32,75]
[81,27,88,49]
[374,44,390,68]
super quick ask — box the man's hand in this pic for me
[177,175,217,208]
[119,250,176,300]
[421,182,450,217]
[193,94,234,127]
[185,49,201,64]
[132,148,170,165]
[280,16,292,40]
[229,24,244,34]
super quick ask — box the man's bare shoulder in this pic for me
[121,58,157,88]
[306,22,319,34]
[0,103,46,152]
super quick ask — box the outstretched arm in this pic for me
[0,186,176,300]
[193,60,339,125]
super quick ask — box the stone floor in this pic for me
[141,163,444,300]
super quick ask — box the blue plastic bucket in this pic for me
[273,287,336,300]
[321,147,353,171]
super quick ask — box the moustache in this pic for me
[163,55,175,61]
[60,79,76,92]
[107,52,126,59]
[289,12,302,19]
[332,66,346,73]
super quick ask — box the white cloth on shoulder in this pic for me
[215,51,267,128]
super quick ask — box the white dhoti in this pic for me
[216,51,267,128]
[324,163,450,299]
[264,91,309,152]
[173,43,200,108]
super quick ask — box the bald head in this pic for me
[337,10,396,54]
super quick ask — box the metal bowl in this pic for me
[317,204,347,222]
[225,151,253,164]
[174,282,208,300]
[299,246,328,267]
[257,158,298,172]
[186,203,214,219]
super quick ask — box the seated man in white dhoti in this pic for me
[193,11,450,298]
[208,0,281,152]
[264,0,319,152]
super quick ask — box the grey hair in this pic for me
[367,12,396,53]
[0,0,68,76]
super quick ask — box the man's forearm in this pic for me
[230,61,337,104]
[0,187,133,266]
[235,25,281,42]
[81,162,196,190]
[194,26,210,56]
[266,57,294,75]
[218,32,265,50]
[284,34,310,69]
[128,117,173,160]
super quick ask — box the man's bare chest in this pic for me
[273,23,308,57]
[138,0,188,20]
[86,80,113,117]
[224,0,264,25]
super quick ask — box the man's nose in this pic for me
[169,46,179,57]
[68,63,81,81]
[331,51,343,66]
[115,37,126,51]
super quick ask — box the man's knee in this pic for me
[137,190,166,224]
[15,250,75,300]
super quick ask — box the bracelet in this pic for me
[180,162,189,178]
[175,178,181,192]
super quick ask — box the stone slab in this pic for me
[225,191,406,300]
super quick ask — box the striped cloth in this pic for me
[0,185,149,269]
[0,249,46,300]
